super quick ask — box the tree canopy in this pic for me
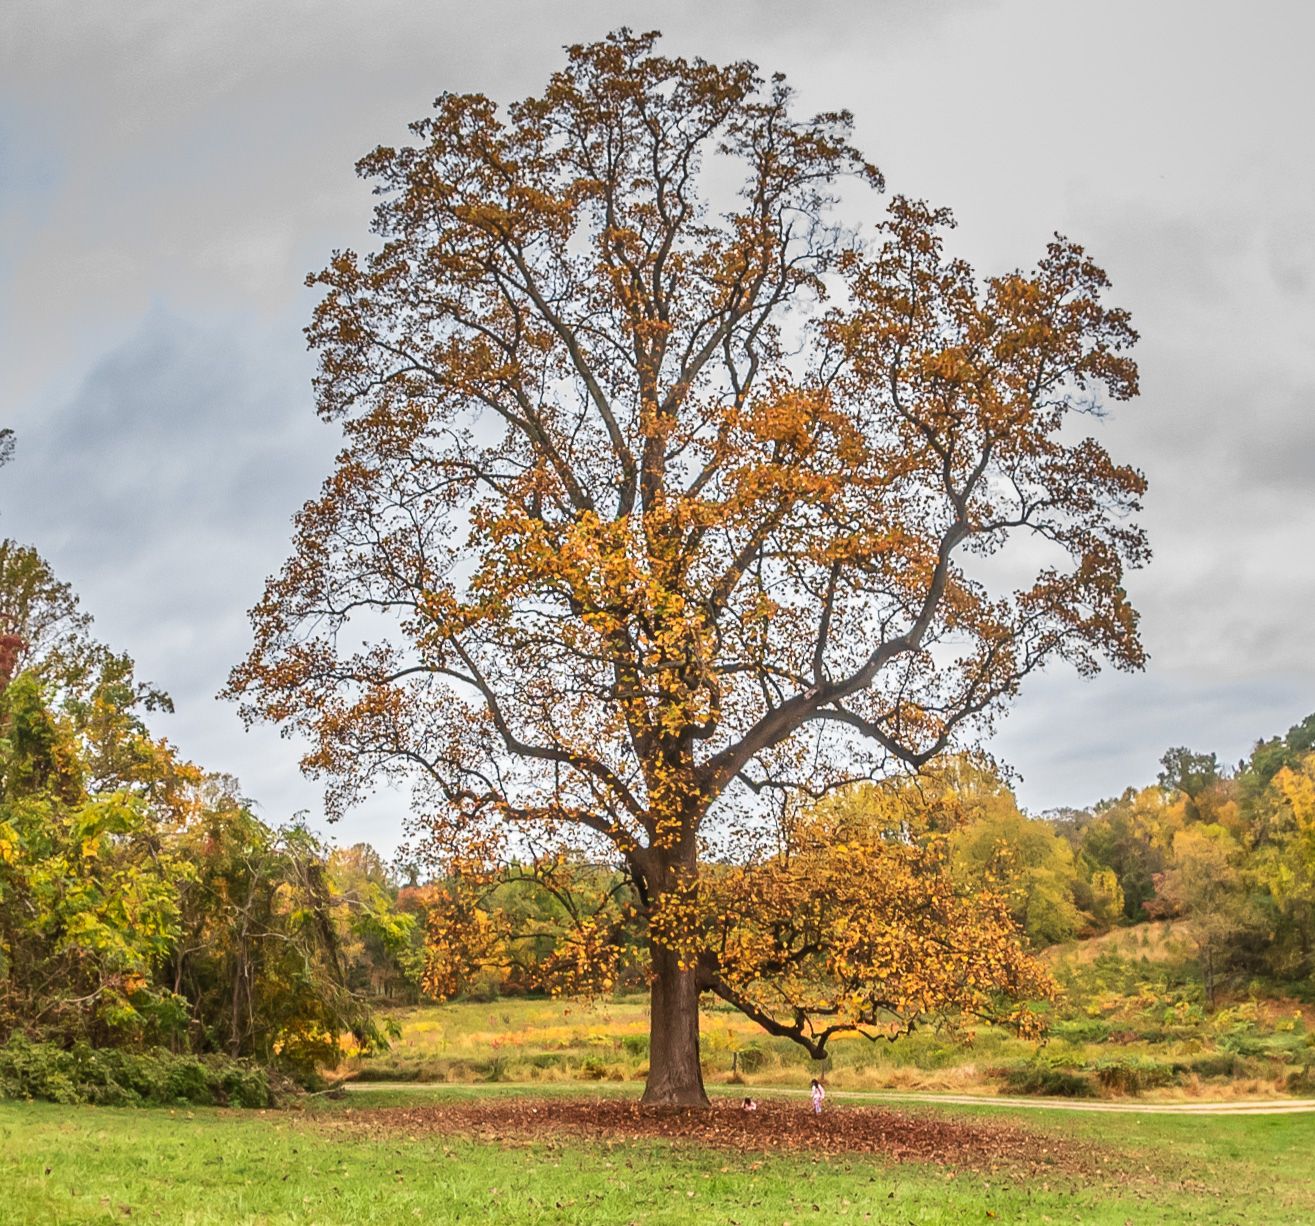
[229,30,1147,1106]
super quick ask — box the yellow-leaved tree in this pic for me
[227,31,1148,1107]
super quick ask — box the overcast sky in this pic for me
[2,0,1312,854]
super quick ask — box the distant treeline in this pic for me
[412,715,1315,1011]
[1044,718,1315,1003]
[892,730,1315,1006]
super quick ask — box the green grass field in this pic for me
[3,1087,1313,1224]
[7,973,1313,1224]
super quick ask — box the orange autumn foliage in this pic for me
[650,789,1054,1057]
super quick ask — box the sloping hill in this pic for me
[1044,919,1193,966]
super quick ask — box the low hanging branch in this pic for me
[650,785,1056,1060]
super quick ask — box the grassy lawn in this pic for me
[9,969,1309,1224]
[2,1089,1313,1225]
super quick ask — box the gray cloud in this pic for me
[3,0,1313,848]
[1230,387,1315,493]
[993,669,1314,814]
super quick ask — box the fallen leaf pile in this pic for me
[319,1097,1110,1177]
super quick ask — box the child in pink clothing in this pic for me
[810,1078,825,1114]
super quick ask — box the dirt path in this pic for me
[343,1080,1315,1115]
[841,1090,1315,1115]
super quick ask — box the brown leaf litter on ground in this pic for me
[316,1096,1123,1178]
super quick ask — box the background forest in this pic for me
[0,538,422,1102]
[3,532,1312,1104]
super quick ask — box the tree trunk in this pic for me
[641,939,709,1108]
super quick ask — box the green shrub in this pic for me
[1094,1057,1174,1095]
[1286,1063,1315,1094]
[1183,1052,1239,1079]
[1049,1018,1112,1044]
[483,1055,513,1082]
[347,1061,429,1082]
[0,1038,272,1108]
[1220,1031,1310,1063]
[734,1047,766,1074]
[999,1059,1094,1097]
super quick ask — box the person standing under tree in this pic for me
[810,1079,825,1115]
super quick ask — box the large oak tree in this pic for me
[229,31,1148,1106]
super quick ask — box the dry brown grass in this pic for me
[1044,918,1193,967]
